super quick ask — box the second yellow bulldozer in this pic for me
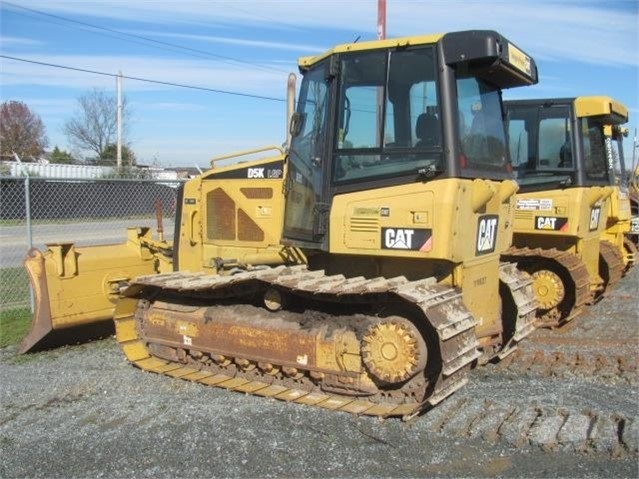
[503,96,630,327]
[23,30,540,419]
[602,121,637,271]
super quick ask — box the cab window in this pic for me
[457,77,507,169]
[581,118,608,181]
[333,47,442,184]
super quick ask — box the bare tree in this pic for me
[0,100,49,158]
[63,88,131,161]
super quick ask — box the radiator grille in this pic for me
[238,209,264,242]
[241,187,273,199]
[207,188,235,240]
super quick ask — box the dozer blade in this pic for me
[20,227,166,353]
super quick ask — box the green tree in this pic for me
[0,101,49,158]
[96,143,137,166]
[49,146,75,164]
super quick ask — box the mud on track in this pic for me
[0,267,637,478]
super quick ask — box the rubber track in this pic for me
[114,265,481,419]
[599,241,624,292]
[502,247,591,328]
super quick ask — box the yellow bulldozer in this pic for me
[503,96,630,327]
[627,131,639,248]
[602,122,638,269]
[22,30,540,419]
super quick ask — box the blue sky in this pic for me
[1,0,637,168]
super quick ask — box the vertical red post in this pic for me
[377,0,386,40]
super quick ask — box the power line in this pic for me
[3,8,185,59]
[0,54,286,103]
[207,0,298,28]
[2,2,289,74]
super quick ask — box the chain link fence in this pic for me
[0,176,186,312]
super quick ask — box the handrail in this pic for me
[209,145,285,167]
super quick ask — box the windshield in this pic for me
[333,46,443,184]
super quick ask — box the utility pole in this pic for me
[377,0,386,40]
[116,70,123,169]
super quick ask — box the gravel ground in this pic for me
[1,267,637,478]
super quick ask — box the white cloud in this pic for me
[11,0,637,68]
[0,36,43,47]
[131,31,325,54]
[388,1,637,68]
[0,53,292,97]
[4,0,309,32]
[137,101,207,112]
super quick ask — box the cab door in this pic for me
[283,61,331,246]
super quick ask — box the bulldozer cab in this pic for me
[283,30,538,248]
[505,97,628,191]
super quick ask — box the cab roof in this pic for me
[574,96,628,123]
[298,33,445,69]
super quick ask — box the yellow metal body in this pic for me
[632,163,639,241]
[20,153,298,352]
[325,178,519,344]
[176,152,300,273]
[603,185,634,267]
[21,156,521,354]
[600,124,636,268]
[20,227,168,353]
[574,96,628,120]
[575,98,632,268]
[511,186,613,295]
[298,33,444,67]
[506,96,630,315]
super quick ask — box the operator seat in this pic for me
[415,113,440,148]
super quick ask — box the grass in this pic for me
[0,267,32,348]
[0,308,31,348]
[0,267,30,305]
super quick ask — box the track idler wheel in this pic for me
[361,317,427,384]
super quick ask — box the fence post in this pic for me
[25,176,33,251]
[25,175,35,312]
[14,153,35,311]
